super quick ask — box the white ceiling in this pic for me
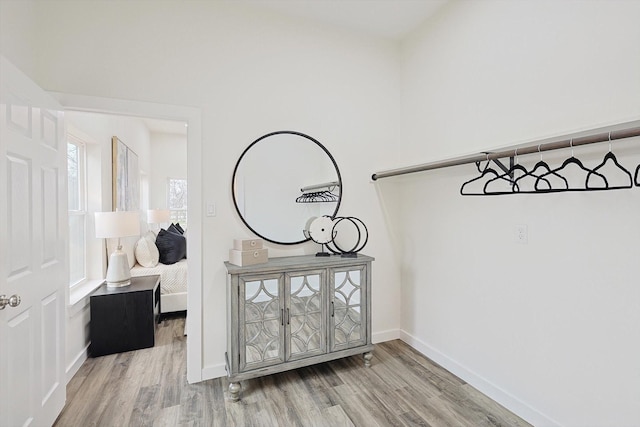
[249,0,448,40]
[141,117,188,135]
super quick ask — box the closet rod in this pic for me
[371,126,640,181]
[300,181,340,192]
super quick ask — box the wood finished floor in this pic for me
[54,316,531,427]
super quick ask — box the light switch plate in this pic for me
[206,203,216,217]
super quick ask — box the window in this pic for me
[68,139,86,286]
[168,178,187,227]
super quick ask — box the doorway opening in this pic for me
[56,92,203,384]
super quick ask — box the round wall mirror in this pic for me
[232,131,342,245]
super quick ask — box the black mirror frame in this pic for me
[231,130,342,245]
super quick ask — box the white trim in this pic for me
[67,137,88,288]
[51,92,204,384]
[372,328,400,344]
[399,330,562,427]
[66,344,90,384]
[202,363,227,381]
[68,279,103,310]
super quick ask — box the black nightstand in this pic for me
[89,275,161,357]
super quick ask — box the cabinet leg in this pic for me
[228,382,241,401]
[363,351,373,368]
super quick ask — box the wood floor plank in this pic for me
[55,317,532,427]
[319,405,356,427]
[129,384,160,427]
[152,405,181,427]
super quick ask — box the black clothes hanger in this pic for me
[461,156,502,196]
[513,162,559,193]
[483,164,527,195]
[514,145,566,193]
[635,164,640,187]
[483,150,527,195]
[585,137,633,190]
[475,158,490,173]
[296,190,339,203]
[536,139,607,192]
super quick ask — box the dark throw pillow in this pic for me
[155,228,187,265]
[168,223,183,235]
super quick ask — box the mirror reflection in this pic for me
[232,131,341,245]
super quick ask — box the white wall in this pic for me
[0,1,402,380]
[66,111,151,211]
[148,132,187,212]
[389,1,640,426]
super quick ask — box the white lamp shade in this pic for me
[94,211,140,239]
[147,209,171,224]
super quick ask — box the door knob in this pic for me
[0,294,21,310]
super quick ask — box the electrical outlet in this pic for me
[515,224,528,244]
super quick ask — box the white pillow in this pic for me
[134,231,159,268]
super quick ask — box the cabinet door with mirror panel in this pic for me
[239,273,285,371]
[330,265,367,352]
[285,269,327,361]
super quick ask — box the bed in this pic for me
[120,227,188,316]
[130,259,187,314]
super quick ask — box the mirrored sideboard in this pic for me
[224,254,374,401]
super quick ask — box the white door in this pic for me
[0,56,67,426]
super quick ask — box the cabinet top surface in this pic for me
[92,274,160,297]
[224,254,374,274]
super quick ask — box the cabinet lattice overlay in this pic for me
[287,271,325,360]
[332,267,364,350]
[241,276,283,369]
[225,254,374,401]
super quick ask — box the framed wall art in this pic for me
[112,136,140,211]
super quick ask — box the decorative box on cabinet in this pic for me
[224,254,374,401]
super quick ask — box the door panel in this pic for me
[41,291,61,402]
[239,273,285,371]
[7,154,32,276]
[1,55,67,427]
[7,310,35,427]
[42,166,59,264]
[330,266,367,352]
[285,270,326,361]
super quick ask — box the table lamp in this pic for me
[95,211,140,287]
[147,209,171,232]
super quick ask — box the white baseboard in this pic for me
[201,363,227,381]
[66,344,89,384]
[372,328,401,344]
[399,330,562,427]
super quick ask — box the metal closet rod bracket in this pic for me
[479,155,515,180]
[370,123,640,181]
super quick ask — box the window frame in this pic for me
[167,177,188,227]
[67,135,87,288]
